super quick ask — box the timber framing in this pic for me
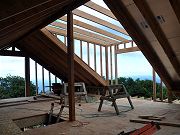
[103,0,173,89]
[115,46,140,54]
[169,0,180,23]
[73,9,128,36]
[134,0,180,78]
[51,22,118,44]
[84,1,116,20]
[0,50,26,57]
[0,0,90,48]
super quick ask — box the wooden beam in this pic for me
[64,36,66,45]
[25,57,30,97]
[60,16,128,41]
[0,0,90,48]
[169,0,180,23]
[73,9,128,36]
[100,46,103,76]
[103,0,173,89]
[55,76,57,83]
[80,40,83,59]
[105,46,109,85]
[152,68,156,101]
[115,45,118,85]
[67,11,75,121]
[35,62,38,96]
[42,67,45,93]
[107,40,131,47]
[49,72,51,91]
[51,22,117,44]
[87,42,90,65]
[134,0,180,78]
[0,50,26,57]
[110,46,113,84]
[85,1,116,20]
[115,46,140,54]
[160,79,163,102]
[94,44,96,72]
[46,26,107,46]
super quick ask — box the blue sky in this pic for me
[0,0,159,85]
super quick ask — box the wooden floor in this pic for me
[0,96,180,135]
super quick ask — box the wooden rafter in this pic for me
[84,1,116,20]
[45,26,108,46]
[115,46,140,54]
[0,0,90,48]
[169,0,180,23]
[103,0,173,89]
[0,50,26,57]
[59,16,128,41]
[134,0,180,78]
[73,9,128,35]
[51,22,117,43]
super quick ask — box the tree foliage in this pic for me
[113,77,167,99]
[0,75,36,99]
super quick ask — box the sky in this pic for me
[0,0,160,88]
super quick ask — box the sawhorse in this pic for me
[98,84,134,115]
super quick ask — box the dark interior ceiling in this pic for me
[0,0,89,48]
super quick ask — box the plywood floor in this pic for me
[0,96,180,135]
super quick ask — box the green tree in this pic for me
[0,75,36,99]
[117,77,167,99]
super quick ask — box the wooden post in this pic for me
[55,76,57,83]
[12,46,15,51]
[160,79,163,102]
[152,68,156,101]
[94,44,96,72]
[124,43,126,48]
[25,57,30,97]
[168,90,173,103]
[115,45,118,85]
[42,67,45,93]
[49,72,51,91]
[80,40,83,59]
[35,62,38,95]
[110,46,113,85]
[64,36,66,45]
[105,46,109,85]
[67,11,75,121]
[87,42,90,65]
[100,46,103,76]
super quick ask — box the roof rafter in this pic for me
[45,26,108,46]
[103,0,173,89]
[84,1,116,20]
[169,0,180,23]
[59,16,128,41]
[73,9,128,35]
[51,22,117,44]
[134,0,180,78]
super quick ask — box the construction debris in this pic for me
[130,119,180,127]
[118,122,160,135]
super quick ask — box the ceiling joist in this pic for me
[73,9,128,36]
[59,16,128,42]
[45,26,108,46]
[51,22,117,44]
[84,1,116,20]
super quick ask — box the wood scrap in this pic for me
[138,115,165,121]
[130,119,180,127]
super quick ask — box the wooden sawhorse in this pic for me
[98,84,134,115]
